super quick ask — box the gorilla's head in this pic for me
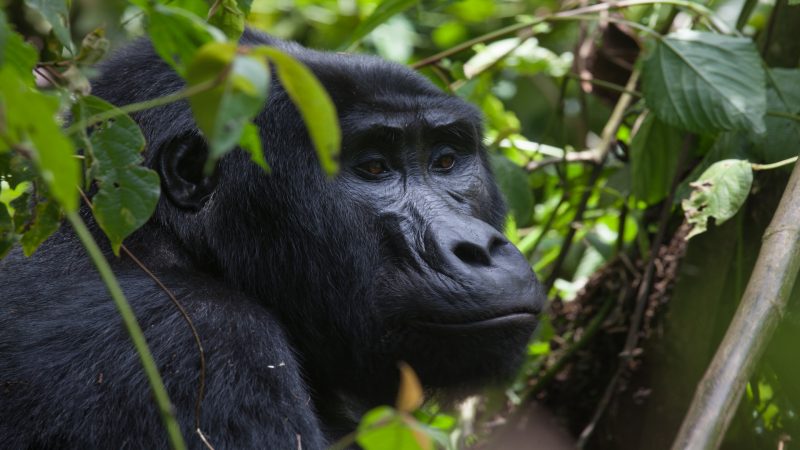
[93,30,544,414]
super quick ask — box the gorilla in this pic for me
[0,30,543,448]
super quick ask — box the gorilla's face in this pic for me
[335,104,543,390]
[160,46,543,408]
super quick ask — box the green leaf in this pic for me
[630,115,682,205]
[464,36,571,79]
[256,47,341,175]
[147,4,225,76]
[682,159,753,239]
[0,67,79,211]
[20,197,61,256]
[208,0,245,39]
[186,42,270,171]
[23,0,73,52]
[642,30,766,134]
[753,69,800,162]
[239,122,269,171]
[356,407,432,450]
[341,0,420,50]
[73,96,160,254]
[0,11,38,83]
[489,153,534,226]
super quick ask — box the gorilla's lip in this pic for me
[413,311,538,331]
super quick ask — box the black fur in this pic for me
[0,30,544,448]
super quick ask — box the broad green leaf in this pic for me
[682,159,753,239]
[753,69,800,162]
[341,0,420,50]
[0,11,37,83]
[642,31,766,134]
[257,47,340,175]
[186,42,270,171]
[356,407,432,450]
[239,122,268,171]
[630,115,682,205]
[208,0,245,39]
[489,153,534,227]
[147,4,225,76]
[0,67,78,211]
[73,96,160,254]
[24,0,73,52]
[19,198,60,256]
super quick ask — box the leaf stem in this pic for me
[65,210,186,450]
[751,156,798,171]
[64,77,219,136]
[766,110,800,123]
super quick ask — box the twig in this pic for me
[671,160,800,449]
[66,210,186,449]
[78,190,209,445]
[525,149,600,172]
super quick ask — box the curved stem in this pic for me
[66,211,187,450]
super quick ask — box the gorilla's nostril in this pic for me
[453,242,491,266]
[488,236,508,255]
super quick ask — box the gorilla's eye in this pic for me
[356,159,390,177]
[433,154,456,171]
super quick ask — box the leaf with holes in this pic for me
[73,96,160,254]
[642,30,766,134]
[187,42,270,172]
[682,159,753,239]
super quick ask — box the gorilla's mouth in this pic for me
[413,310,539,331]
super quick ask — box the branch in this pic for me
[671,159,800,450]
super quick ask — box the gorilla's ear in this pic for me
[159,133,218,211]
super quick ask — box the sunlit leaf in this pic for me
[186,42,270,171]
[0,67,78,211]
[341,0,420,50]
[75,28,110,66]
[73,96,160,254]
[356,406,432,450]
[682,159,753,239]
[256,46,340,175]
[642,31,766,134]
[23,0,73,52]
[239,122,268,171]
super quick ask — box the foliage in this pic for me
[2,0,800,448]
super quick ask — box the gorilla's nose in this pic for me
[450,230,507,267]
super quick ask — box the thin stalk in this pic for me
[64,77,218,136]
[752,156,799,171]
[411,0,716,69]
[66,211,186,450]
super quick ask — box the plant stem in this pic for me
[671,158,800,450]
[766,110,800,123]
[64,77,218,136]
[66,210,186,450]
[752,156,799,171]
[411,0,716,69]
